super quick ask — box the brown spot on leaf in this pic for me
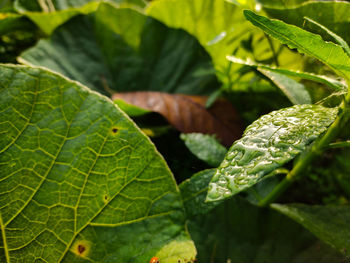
[72,240,90,257]
[112,127,118,133]
[78,244,86,254]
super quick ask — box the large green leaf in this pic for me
[206,104,338,202]
[244,10,350,82]
[17,2,100,35]
[20,3,217,95]
[189,197,349,263]
[147,0,304,88]
[272,203,350,258]
[13,0,147,35]
[147,0,252,70]
[263,1,350,45]
[0,64,195,262]
[14,0,146,12]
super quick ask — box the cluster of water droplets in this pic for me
[207,104,338,202]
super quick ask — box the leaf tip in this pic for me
[243,9,254,19]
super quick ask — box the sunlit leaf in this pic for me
[147,0,303,88]
[20,3,217,95]
[263,1,350,45]
[227,56,347,92]
[244,10,350,82]
[206,104,338,202]
[0,64,195,262]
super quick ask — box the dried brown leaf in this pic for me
[112,92,242,146]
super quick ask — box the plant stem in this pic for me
[259,92,350,207]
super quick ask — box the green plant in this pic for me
[1,0,350,262]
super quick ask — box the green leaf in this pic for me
[324,148,350,199]
[304,17,350,59]
[19,3,217,95]
[243,10,350,82]
[146,0,303,88]
[258,68,311,105]
[272,203,350,258]
[257,0,308,8]
[244,168,288,205]
[189,197,349,262]
[179,169,220,218]
[147,0,249,70]
[0,12,34,35]
[0,64,195,262]
[206,104,338,202]
[263,1,350,45]
[227,56,347,92]
[13,0,147,35]
[180,133,227,167]
[114,98,151,117]
[14,0,146,12]
[18,2,100,35]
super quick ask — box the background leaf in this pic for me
[0,12,33,35]
[0,13,38,63]
[0,64,195,262]
[258,68,311,105]
[188,197,349,263]
[17,1,100,35]
[179,169,219,218]
[19,3,218,96]
[180,133,227,167]
[112,92,242,146]
[147,0,305,90]
[14,0,146,12]
[114,98,151,117]
[227,56,347,92]
[207,104,338,202]
[272,203,350,258]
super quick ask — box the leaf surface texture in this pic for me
[0,64,195,262]
[207,104,338,202]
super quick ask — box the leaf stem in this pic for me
[259,92,350,207]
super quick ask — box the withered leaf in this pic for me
[112,92,242,146]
